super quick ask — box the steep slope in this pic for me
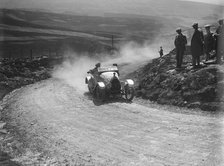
[129,47,224,111]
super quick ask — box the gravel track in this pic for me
[1,79,223,165]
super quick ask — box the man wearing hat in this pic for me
[215,19,224,63]
[191,23,204,68]
[174,28,187,68]
[204,24,215,61]
[158,46,163,57]
[216,19,223,35]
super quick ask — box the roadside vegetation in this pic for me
[130,46,224,111]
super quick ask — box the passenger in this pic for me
[191,23,204,68]
[90,63,101,74]
[215,19,224,63]
[159,46,164,57]
[204,24,215,61]
[174,28,187,68]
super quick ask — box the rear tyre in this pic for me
[125,86,135,101]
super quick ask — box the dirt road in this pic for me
[1,79,223,165]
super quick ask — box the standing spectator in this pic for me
[216,19,224,34]
[204,24,215,61]
[174,28,187,68]
[191,23,204,68]
[159,46,163,57]
[215,19,224,63]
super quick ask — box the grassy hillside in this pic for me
[0,0,222,60]
[0,9,164,59]
[1,0,222,19]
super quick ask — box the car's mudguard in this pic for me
[85,76,92,84]
[97,82,106,89]
[125,79,134,87]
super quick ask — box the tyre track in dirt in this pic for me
[1,78,223,165]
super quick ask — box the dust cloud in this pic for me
[52,53,98,92]
[105,41,159,65]
[52,41,164,92]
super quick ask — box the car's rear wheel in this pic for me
[125,86,134,101]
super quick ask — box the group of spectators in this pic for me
[174,19,224,69]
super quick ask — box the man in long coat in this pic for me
[191,23,204,68]
[216,19,224,63]
[174,28,187,68]
[204,24,215,61]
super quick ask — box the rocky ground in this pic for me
[0,57,62,166]
[129,46,224,111]
[0,57,63,99]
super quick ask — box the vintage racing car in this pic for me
[85,63,135,101]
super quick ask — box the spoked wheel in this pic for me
[125,86,135,101]
[94,86,106,102]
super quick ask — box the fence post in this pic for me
[30,49,33,60]
[9,50,12,60]
[112,35,114,49]
[21,48,23,58]
[49,48,51,58]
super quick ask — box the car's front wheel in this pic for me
[88,84,93,94]
[125,86,135,101]
[94,85,106,102]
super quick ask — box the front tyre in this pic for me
[88,84,93,94]
[125,86,135,101]
[94,86,106,102]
